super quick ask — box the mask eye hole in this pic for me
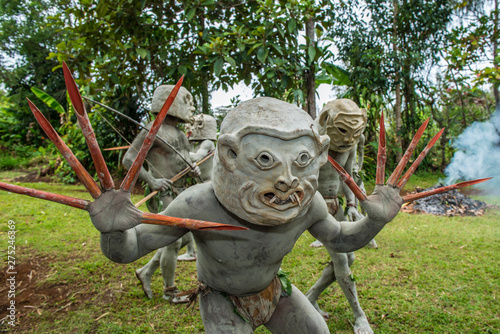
[255,151,275,169]
[338,127,347,134]
[228,149,237,159]
[295,152,312,167]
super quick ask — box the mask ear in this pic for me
[317,134,330,166]
[217,134,240,172]
[361,108,368,124]
[317,109,331,135]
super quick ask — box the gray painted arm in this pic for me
[357,134,365,171]
[190,140,215,162]
[309,186,402,253]
[88,189,188,263]
[122,130,171,191]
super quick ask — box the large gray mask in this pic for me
[317,99,367,153]
[150,85,195,124]
[188,114,217,141]
[212,97,330,226]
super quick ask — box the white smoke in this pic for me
[444,106,500,194]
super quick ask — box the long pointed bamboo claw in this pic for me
[63,62,114,190]
[120,76,184,192]
[0,181,90,209]
[397,128,445,189]
[328,156,368,202]
[402,178,492,203]
[376,111,386,185]
[387,118,430,186]
[141,212,248,231]
[27,99,102,199]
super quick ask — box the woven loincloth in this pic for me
[185,276,287,329]
[229,276,282,330]
[325,195,339,215]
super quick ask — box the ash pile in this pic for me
[403,184,488,216]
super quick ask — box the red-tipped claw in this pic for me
[27,99,102,199]
[402,178,492,203]
[376,111,386,185]
[120,76,184,192]
[328,156,367,202]
[141,212,248,231]
[387,118,430,186]
[397,128,445,189]
[62,62,114,191]
[0,182,90,209]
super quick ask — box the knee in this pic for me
[347,252,355,267]
[167,238,183,253]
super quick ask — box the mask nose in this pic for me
[274,173,299,192]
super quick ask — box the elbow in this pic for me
[100,231,140,264]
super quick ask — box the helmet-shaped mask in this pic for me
[150,85,195,124]
[213,97,330,226]
[188,114,217,141]
[317,99,367,153]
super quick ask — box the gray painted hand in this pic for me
[188,165,201,178]
[151,177,173,192]
[361,185,403,224]
[88,189,142,233]
[346,206,363,221]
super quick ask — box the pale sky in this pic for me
[210,82,339,115]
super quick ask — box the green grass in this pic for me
[0,170,27,180]
[0,179,498,333]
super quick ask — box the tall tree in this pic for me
[446,0,500,111]
[328,0,453,155]
[0,0,67,146]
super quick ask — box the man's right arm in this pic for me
[122,130,171,191]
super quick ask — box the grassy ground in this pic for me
[0,174,498,333]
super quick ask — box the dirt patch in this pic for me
[12,170,54,183]
[0,254,59,327]
[0,252,119,332]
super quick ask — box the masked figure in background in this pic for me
[89,97,403,333]
[186,114,217,181]
[149,113,217,274]
[122,85,198,302]
[306,99,375,334]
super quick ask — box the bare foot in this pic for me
[309,240,324,248]
[170,294,190,304]
[162,286,190,304]
[135,268,153,299]
[177,253,197,261]
[353,316,373,334]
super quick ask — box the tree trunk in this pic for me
[493,0,499,110]
[393,0,402,161]
[199,15,210,114]
[305,18,316,119]
[440,127,448,170]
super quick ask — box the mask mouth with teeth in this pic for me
[212,97,330,226]
[262,190,304,209]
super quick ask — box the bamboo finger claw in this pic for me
[63,62,114,190]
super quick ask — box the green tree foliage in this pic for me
[199,0,338,115]
[0,0,67,147]
[324,0,455,174]
[2,0,497,181]
[445,0,499,110]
